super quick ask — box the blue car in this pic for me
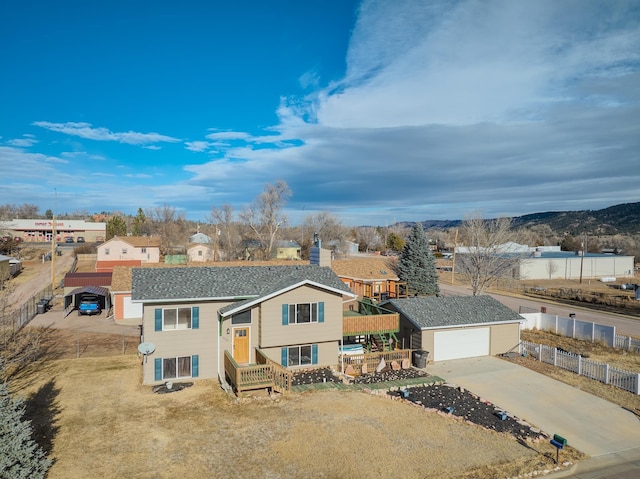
[78,295,101,316]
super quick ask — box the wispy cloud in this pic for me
[32,121,181,146]
[185,141,214,152]
[6,136,38,147]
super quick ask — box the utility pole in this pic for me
[51,189,57,292]
[579,234,587,284]
[451,228,458,285]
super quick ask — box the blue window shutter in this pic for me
[154,358,162,381]
[281,348,288,367]
[192,355,199,378]
[311,344,318,365]
[154,309,162,332]
[192,307,199,329]
[281,304,289,325]
[318,302,324,323]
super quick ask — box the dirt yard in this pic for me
[7,330,583,479]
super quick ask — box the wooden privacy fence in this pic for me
[224,350,292,394]
[341,349,412,375]
[520,340,640,395]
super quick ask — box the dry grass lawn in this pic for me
[8,341,583,479]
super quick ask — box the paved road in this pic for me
[439,283,640,337]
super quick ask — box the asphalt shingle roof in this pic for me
[132,265,354,302]
[383,295,523,329]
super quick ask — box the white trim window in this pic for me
[162,307,192,330]
[154,355,199,381]
[289,303,317,324]
[281,344,318,367]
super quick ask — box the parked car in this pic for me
[65,237,74,243]
[78,295,101,316]
[77,236,85,243]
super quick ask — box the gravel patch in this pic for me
[389,383,545,441]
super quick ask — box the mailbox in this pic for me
[552,434,567,447]
[550,439,564,449]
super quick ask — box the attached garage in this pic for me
[382,296,523,363]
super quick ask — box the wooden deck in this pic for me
[340,349,412,375]
[224,350,292,394]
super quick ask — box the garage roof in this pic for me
[65,286,110,298]
[382,295,523,329]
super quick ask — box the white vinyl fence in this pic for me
[520,340,640,395]
[520,312,640,354]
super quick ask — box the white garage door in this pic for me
[433,327,490,361]
[123,296,143,319]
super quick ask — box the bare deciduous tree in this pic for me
[209,204,242,261]
[456,213,524,295]
[303,211,349,257]
[147,205,189,254]
[239,180,291,260]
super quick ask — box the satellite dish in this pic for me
[138,342,156,355]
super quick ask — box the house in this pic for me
[132,265,357,385]
[330,257,408,302]
[110,266,144,322]
[274,240,301,260]
[96,236,161,272]
[189,232,212,244]
[381,296,523,362]
[187,243,214,262]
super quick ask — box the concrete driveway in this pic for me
[426,356,640,457]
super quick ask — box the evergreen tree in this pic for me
[397,224,439,295]
[132,208,147,236]
[106,215,127,239]
[0,371,52,479]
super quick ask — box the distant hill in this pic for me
[399,202,640,235]
[511,202,640,235]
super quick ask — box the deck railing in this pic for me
[340,349,412,375]
[343,313,399,336]
[224,350,292,394]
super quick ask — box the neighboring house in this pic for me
[381,296,523,362]
[96,236,161,272]
[132,265,357,385]
[111,266,144,322]
[189,232,212,244]
[187,243,214,263]
[331,257,407,301]
[274,240,301,260]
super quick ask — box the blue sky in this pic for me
[1,0,639,226]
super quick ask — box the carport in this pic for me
[64,286,111,316]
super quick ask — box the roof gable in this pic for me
[383,296,523,329]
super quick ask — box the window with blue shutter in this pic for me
[311,344,318,365]
[318,302,324,323]
[192,307,199,329]
[154,309,162,332]
[281,304,289,325]
[154,358,162,381]
[281,347,288,366]
[191,355,199,377]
